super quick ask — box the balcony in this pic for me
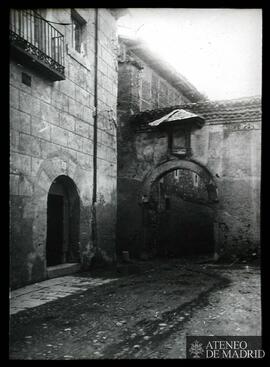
[10,9,65,81]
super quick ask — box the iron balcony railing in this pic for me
[10,9,65,80]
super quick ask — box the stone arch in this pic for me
[46,175,80,266]
[141,159,218,204]
[139,158,219,259]
[25,151,93,278]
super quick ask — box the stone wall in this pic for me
[117,41,190,115]
[117,97,261,260]
[10,8,118,288]
[187,98,261,259]
[116,42,205,260]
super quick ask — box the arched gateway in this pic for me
[141,159,218,202]
[140,159,218,258]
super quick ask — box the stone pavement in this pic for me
[10,275,119,315]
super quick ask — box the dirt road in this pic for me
[9,258,261,359]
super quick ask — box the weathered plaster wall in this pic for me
[184,100,261,259]
[117,97,261,260]
[10,8,118,288]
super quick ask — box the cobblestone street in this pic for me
[9,258,261,359]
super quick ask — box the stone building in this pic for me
[9,8,124,289]
[117,37,261,261]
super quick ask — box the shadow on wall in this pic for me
[95,191,118,265]
[116,178,144,259]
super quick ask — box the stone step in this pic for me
[47,263,81,279]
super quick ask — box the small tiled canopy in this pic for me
[148,109,205,128]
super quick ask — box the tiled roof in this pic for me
[129,96,261,127]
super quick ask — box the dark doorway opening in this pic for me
[144,168,215,258]
[47,194,64,266]
[46,175,80,267]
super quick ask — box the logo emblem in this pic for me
[189,340,204,358]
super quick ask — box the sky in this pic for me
[117,8,262,101]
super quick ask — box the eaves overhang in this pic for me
[148,109,205,128]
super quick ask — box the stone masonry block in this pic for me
[69,98,84,120]
[75,120,90,137]
[9,61,21,83]
[83,106,94,125]
[10,129,20,152]
[98,87,107,105]
[68,132,83,151]
[88,124,94,141]
[107,63,118,82]
[85,72,95,92]
[51,125,69,147]
[107,146,117,163]
[20,112,31,134]
[10,152,31,175]
[10,107,20,131]
[51,89,69,112]
[98,57,108,76]
[19,91,41,116]
[32,117,51,141]
[99,32,113,53]
[88,92,95,107]
[19,133,41,158]
[18,175,34,197]
[32,80,52,104]
[39,140,57,159]
[10,108,31,134]
[101,47,115,68]
[31,157,43,177]
[18,133,33,156]
[10,85,19,109]
[75,86,90,106]
[59,78,76,99]
[40,101,60,125]
[39,169,53,193]
[103,131,116,147]
[97,130,103,145]
[111,83,118,98]
[67,157,77,179]
[81,137,93,155]
[10,174,19,195]
[76,151,92,170]
[105,92,116,109]
[59,112,76,132]
[97,143,106,161]
[69,62,89,91]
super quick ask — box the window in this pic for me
[71,10,86,54]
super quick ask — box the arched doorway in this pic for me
[46,175,80,267]
[141,160,218,258]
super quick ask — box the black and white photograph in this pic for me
[9,7,264,359]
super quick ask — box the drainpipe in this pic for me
[91,8,98,253]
